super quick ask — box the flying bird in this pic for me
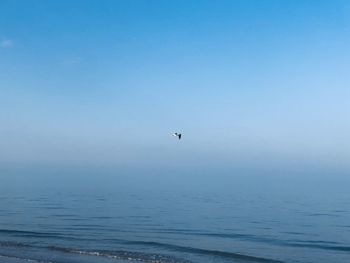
[172,133,182,140]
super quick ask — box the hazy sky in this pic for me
[1,0,349,174]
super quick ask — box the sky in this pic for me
[1,0,350,176]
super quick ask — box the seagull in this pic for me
[172,133,182,140]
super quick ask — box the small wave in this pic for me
[288,242,350,251]
[0,254,52,263]
[48,246,190,263]
[123,241,283,262]
[145,229,350,253]
[0,241,189,263]
[0,240,282,263]
[0,229,94,242]
[196,233,350,252]
[308,213,341,218]
[0,241,31,248]
[0,229,61,238]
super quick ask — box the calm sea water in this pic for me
[0,170,349,263]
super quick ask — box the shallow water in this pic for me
[0,171,349,263]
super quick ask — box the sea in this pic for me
[0,168,349,263]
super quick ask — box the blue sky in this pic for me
[1,0,349,174]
